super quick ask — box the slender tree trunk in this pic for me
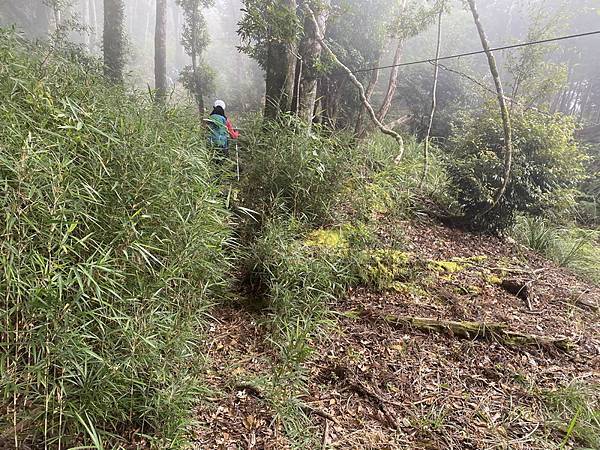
[297,0,330,126]
[89,0,98,52]
[375,0,408,124]
[103,0,126,83]
[571,82,581,117]
[264,0,298,119]
[82,0,90,48]
[550,90,563,113]
[155,0,167,104]
[580,82,593,122]
[355,66,380,136]
[467,0,513,215]
[190,6,204,113]
[53,5,62,30]
[144,3,153,52]
[377,39,405,123]
[421,6,443,189]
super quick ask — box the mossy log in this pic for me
[379,314,573,351]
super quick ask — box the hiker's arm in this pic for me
[226,119,240,139]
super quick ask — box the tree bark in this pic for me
[103,0,126,84]
[467,0,513,216]
[89,0,98,52]
[420,6,443,189]
[376,38,405,123]
[264,0,298,119]
[297,0,330,126]
[355,66,380,137]
[190,6,204,113]
[579,82,593,122]
[154,0,167,104]
[375,0,408,124]
[82,0,90,48]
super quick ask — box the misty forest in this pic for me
[1,0,600,448]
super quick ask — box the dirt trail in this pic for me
[194,220,600,449]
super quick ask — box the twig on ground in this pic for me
[321,418,330,449]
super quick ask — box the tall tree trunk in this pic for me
[53,5,62,30]
[82,0,90,48]
[376,0,408,124]
[190,6,204,113]
[155,0,167,104]
[580,82,593,122]
[103,0,126,83]
[467,0,513,215]
[355,65,380,137]
[264,0,298,119]
[550,90,563,114]
[376,39,405,123]
[297,0,330,126]
[421,6,443,189]
[89,0,98,52]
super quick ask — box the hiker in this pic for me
[206,100,239,159]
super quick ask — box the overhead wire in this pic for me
[332,29,600,76]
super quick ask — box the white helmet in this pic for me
[214,99,226,110]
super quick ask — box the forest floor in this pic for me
[192,218,600,450]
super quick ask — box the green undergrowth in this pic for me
[513,216,600,285]
[236,117,448,228]
[0,31,230,448]
[544,382,600,449]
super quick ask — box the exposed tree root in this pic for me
[235,383,339,425]
[325,365,399,429]
[366,311,573,352]
[501,278,535,310]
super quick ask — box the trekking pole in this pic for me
[235,140,240,181]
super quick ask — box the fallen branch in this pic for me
[576,297,599,313]
[370,312,573,352]
[300,402,339,425]
[307,7,405,160]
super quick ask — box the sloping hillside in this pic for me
[193,218,599,449]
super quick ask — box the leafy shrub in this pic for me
[0,31,230,448]
[238,115,355,225]
[447,108,587,232]
[577,143,600,225]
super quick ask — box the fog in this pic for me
[1,0,598,120]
